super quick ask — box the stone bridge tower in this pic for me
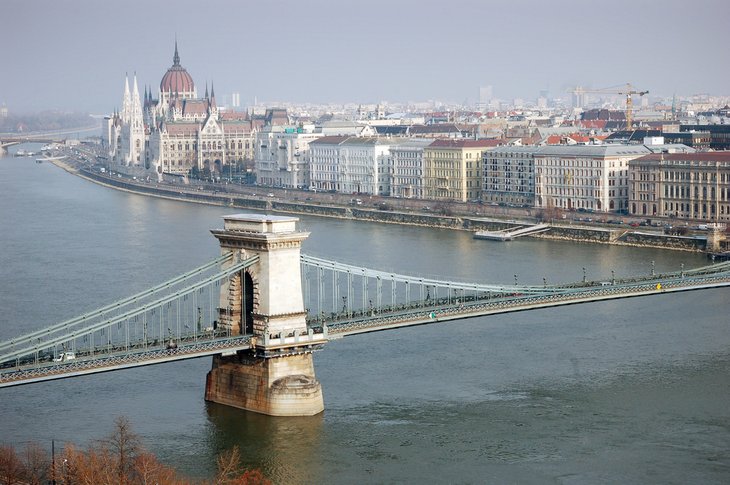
[205,214,325,416]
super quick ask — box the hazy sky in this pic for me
[3,0,729,113]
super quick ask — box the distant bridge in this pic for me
[0,136,66,155]
[1,124,100,155]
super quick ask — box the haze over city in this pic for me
[3,0,730,113]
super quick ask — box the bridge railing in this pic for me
[301,256,730,332]
[0,255,259,373]
[321,270,730,335]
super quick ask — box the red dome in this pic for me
[160,43,194,94]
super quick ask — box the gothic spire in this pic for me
[121,73,132,123]
[173,39,180,66]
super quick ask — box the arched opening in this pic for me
[242,271,254,335]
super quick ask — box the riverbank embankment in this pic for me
[50,158,721,254]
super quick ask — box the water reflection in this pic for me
[205,402,324,483]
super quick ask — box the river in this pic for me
[1,146,729,484]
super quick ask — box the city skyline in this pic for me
[3,0,730,113]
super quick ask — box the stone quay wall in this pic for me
[77,169,715,253]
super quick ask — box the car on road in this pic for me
[53,352,76,362]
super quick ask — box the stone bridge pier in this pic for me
[205,214,325,416]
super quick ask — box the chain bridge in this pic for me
[1,214,729,415]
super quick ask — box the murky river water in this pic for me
[1,148,728,483]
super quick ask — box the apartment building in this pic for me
[423,139,501,202]
[308,136,395,195]
[534,145,651,212]
[390,138,432,198]
[483,146,539,206]
[629,151,730,221]
[254,124,321,188]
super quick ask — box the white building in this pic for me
[112,74,146,171]
[308,136,395,195]
[107,43,257,179]
[390,138,432,198]
[534,145,651,213]
[254,124,322,188]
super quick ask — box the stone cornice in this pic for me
[211,229,308,250]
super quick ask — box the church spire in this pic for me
[131,73,144,131]
[121,73,132,123]
[204,82,209,99]
[210,82,216,107]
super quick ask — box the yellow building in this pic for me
[423,139,501,201]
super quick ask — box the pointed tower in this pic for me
[124,73,146,167]
[131,73,143,129]
[121,74,132,123]
[173,39,180,66]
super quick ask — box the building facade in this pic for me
[107,43,257,179]
[390,138,432,198]
[308,136,394,195]
[483,146,539,206]
[534,145,651,213]
[628,152,730,221]
[254,125,321,188]
[423,139,499,202]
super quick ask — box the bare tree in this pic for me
[0,445,23,485]
[102,416,141,485]
[1,420,272,485]
[133,451,186,485]
[213,447,271,485]
[215,446,242,484]
[20,443,49,485]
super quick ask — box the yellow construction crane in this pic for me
[572,83,649,130]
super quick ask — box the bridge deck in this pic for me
[0,335,253,388]
[1,257,728,388]
[321,274,730,337]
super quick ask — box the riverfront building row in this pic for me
[101,44,730,223]
[480,141,730,223]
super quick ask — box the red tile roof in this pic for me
[165,123,200,136]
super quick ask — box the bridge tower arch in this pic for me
[205,214,325,416]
